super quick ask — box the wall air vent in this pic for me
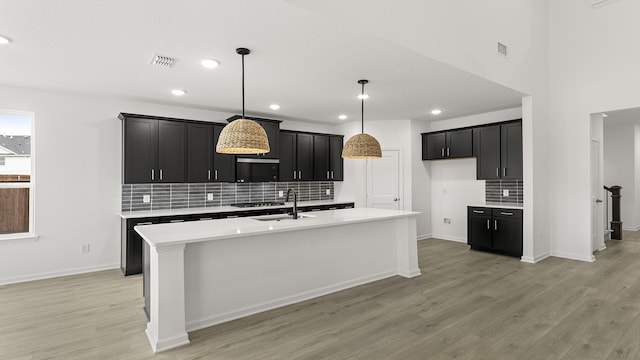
[150,54,176,68]
[497,42,508,57]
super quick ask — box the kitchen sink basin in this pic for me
[252,213,316,222]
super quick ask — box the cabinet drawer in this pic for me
[159,215,192,223]
[468,207,489,216]
[127,217,159,230]
[491,209,522,218]
[191,213,221,221]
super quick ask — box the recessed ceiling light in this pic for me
[338,115,348,120]
[431,109,443,115]
[602,113,609,117]
[201,59,220,69]
[269,104,281,110]
[357,93,370,100]
[0,35,12,45]
[171,89,187,96]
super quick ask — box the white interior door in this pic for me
[591,139,605,252]
[366,149,401,210]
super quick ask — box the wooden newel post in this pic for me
[609,185,622,240]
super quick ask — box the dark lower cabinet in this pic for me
[121,217,159,276]
[467,207,522,257]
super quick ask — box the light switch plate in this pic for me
[207,193,213,201]
[143,194,150,203]
[326,189,331,195]
[279,190,284,197]
[503,189,509,197]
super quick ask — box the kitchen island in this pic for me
[135,207,420,353]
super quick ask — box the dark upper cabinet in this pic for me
[474,120,522,180]
[422,129,472,160]
[187,123,213,183]
[279,131,296,181]
[467,207,522,258]
[122,115,186,184]
[296,134,314,181]
[501,122,523,179]
[329,136,344,181]
[213,125,236,182]
[313,135,330,180]
[124,117,157,184]
[474,125,501,180]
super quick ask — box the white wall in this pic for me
[603,123,640,230]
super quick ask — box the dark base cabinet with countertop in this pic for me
[122,202,355,277]
[467,206,522,257]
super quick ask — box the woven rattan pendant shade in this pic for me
[216,118,270,154]
[216,47,270,154]
[342,79,382,159]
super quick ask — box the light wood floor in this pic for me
[2,233,640,360]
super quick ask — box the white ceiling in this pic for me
[0,0,523,124]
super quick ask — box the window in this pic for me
[0,110,34,239]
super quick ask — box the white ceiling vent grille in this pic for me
[497,42,508,57]
[150,54,176,68]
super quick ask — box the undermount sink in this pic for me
[253,213,316,222]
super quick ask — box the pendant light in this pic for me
[342,80,382,159]
[216,48,270,154]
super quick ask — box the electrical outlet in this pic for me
[207,193,213,201]
[443,218,451,224]
[278,190,284,197]
[143,194,151,203]
[81,244,90,253]
[326,189,331,195]
[503,189,509,197]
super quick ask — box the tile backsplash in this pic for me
[122,182,335,212]
[485,180,523,204]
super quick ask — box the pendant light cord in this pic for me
[241,53,245,119]
[361,81,365,134]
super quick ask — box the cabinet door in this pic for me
[467,207,492,248]
[313,135,330,180]
[124,117,157,184]
[501,122,523,179]
[187,123,213,183]
[492,209,523,256]
[446,129,473,158]
[260,121,280,159]
[474,125,501,180]
[157,120,186,183]
[422,133,446,160]
[213,125,236,182]
[296,134,314,181]
[127,230,143,275]
[329,136,344,181]
[279,132,296,181]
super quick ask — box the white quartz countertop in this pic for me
[135,207,419,248]
[119,200,355,219]
[468,202,523,210]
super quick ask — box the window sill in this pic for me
[0,233,39,242]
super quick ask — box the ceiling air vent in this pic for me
[150,54,176,68]
[497,42,508,58]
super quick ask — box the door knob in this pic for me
[596,199,603,203]
[393,198,399,201]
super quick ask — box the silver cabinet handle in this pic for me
[447,148,450,157]
[441,148,444,157]
[151,169,155,181]
[473,210,484,214]
[327,171,330,179]
[293,171,296,180]
[486,219,490,229]
[503,168,506,177]
[160,169,163,180]
[169,219,184,223]
[137,222,153,226]
[331,170,334,179]
[226,215,239,218]
[496,168,499,177]
[198,217,213,221]
[208,170,211,180]
[215,169,218,180]
[500,212,513,216]
[494,220,498,230]
[298,170,302,179]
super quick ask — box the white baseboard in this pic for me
[431,233,467,243]
[417,234,432,241]
[521,252,551,264]
[186,270,397,332]
[0,262,120,286]
[622,225,640,231]
[551,251,595,263]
